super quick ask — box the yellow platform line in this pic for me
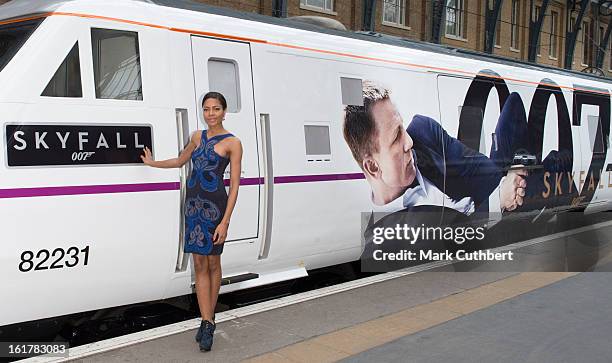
[243,272,578,363]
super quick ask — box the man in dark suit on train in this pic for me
[342,81,527,215]
[342,82,529,270]
[343,82,577,270]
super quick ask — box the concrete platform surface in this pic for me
[344,272,612,363]
[73,271,517,362]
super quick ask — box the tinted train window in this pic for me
[340,77,363,106]
[0,18,43,73]
[42,42,82,97]
[208,59,240,112]
[588,115,605,153]
[304,124,331,162]
[91,28,142,100]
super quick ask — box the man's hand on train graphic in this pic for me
[500,167,528,212]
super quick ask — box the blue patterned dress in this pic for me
[184,130,233,255]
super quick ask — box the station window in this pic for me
[383,0,407,26]
[582,21,593,66]
[42,42,82,97]
[510,0,520,49]
[91,28,142,100]
[570,16,576,64]
[208,58,240,113]
[549,11,558,58]
[445,0,464,38]
[340,77,363,106]
[494,15,501,47]
[610,37,612,70]
[300,0,334,12]
[304,124,331,162]
[534,6,541,55]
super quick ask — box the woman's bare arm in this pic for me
[141,132,199,168]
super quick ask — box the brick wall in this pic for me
[373,0,423,41]
[202,0,264,15]
[287,0,360,31]
[492,0,524,61]
[440,0,484,53]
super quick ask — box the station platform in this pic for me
[25,221,612,363]
[343,271,612,363]
[48,269,609,363]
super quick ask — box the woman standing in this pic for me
[141,92,242,352]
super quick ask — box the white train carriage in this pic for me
[1,0,611,327]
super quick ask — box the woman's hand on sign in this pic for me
[140,147,154,166]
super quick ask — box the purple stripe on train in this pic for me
[0,182,181,199]
[222,173,365,186]
[223,177,264,186]
[0,173,365,199]
[273,173,365,184]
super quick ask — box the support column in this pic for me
[272,0,287,18]
[596,1,612,68]
[431,0,445,43]
[362,0,377,31]
[564,0,590,69]
[484,0,504,53]
[527,0,550,61]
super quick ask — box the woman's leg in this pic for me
[207,255,222,322]
[193,254,214,322]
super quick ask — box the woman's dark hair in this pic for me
[202,92,227,110]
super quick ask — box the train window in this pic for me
[91,28,142,100]
[588,115,605,153]
[304,124,331,161]
[42,42,82,97]
[340,77,363,106]
[208,59,240,112]
[0,18,43,74]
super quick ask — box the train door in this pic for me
[189,36,261,277]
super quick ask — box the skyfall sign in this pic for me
[5,124,152,167]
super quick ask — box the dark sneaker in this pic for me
[195,320,205,343]
[199,320,214,352]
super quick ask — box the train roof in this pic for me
[0,0,68,20]
[1,0,611,86]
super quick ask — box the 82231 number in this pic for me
[19,246,90,272]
